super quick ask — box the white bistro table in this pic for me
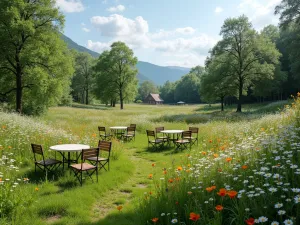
[50,144,90,168]
[110,126,127,139]
[161,130,184,146]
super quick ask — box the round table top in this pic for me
[161,130,184,134]
[50,144,90,152]
[110,126,127,129]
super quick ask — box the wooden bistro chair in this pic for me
[31,144,62,173]
[175,131,192,151]
[70,148,99,186]
[129,124,136,129]
[88,141,112,171]
[122,126,136,142]
[98,126,111,141]
[155,127,168,143]
[188,127,199,146]
[146,130,164,151]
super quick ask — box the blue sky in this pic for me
[56,0,281,68]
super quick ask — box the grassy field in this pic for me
[0,99,299,225]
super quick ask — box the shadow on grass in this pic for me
[71,103,110,111]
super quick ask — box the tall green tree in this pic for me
[211,15,281,112]
[138,80,158,101]
[174,73,201,103]
[159,81,176,103]
[201,55,236,111]
[275,0,300,29]
[0,0,73,114]
[94,42,138,109]
[72,52,95,104]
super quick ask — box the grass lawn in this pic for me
[0,100,299,225]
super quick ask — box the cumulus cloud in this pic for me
[87,40,110,52]
[82,27,90,32]
[238,0,281,29]
[215,7,224,14]
[90,14,149,37]
[175,27,196,35]
[107,5,126,12]
[56,0,84,13]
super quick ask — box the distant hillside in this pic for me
[137,61,189,85]
[61,34,190,85]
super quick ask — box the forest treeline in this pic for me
[0,0,299,114]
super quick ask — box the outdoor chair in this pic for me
[31,144,62,173]
[155,127,168,142]
[187,127,199,146]
[122,126,136,142]
[87,141,112,171]
[146,130,164,151]
[129,124,136,128]
[98,126,111,141]
[70,148,99,186]
[175,131,192,150]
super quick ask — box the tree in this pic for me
[160,81,176,103]
[189,65,205,79]
[174,73,201,103]
[275,0,300,29]
[0,0,74,114]
[211,15,281,112]
[72,52,95,104]
[201,55,236,111]
[94,42,138,109]
[138,81,158,101]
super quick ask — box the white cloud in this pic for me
[90,14,148,37]
[82,27,90,32]
[107,5,126,12]
[215,7,224,14]
[87,14,218,67]
[175,27,196,35]
[87,40,110,52]
[56,0,84,13]
[238,0,281,29]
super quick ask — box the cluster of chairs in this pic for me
[31,140,112,186]
[98,124,136,142]
[146,127,199,151]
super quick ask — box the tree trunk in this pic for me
[85,88,89,105]
[16,73,22,114]
[236,79,243,112]
[120,89,123,110]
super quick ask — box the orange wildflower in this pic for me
[152,163,155,167]
[218,168,222,172]
[163,170,167,175]
[206,187,213,192]
[177,166,183,171]
[209,140,213,143]
[242,165,248,170]
[227,190,238,199]
[148,174,153,179]
[0,178,2,182]
[201,151,207,155]
[217,188,227,197]
[213,154,219,158]
[186,169,191,173]
[35,187,39,191]
[211,185,216,190]
[226,157,232,162]
[8,146,12,149]
[116,205,123,211]
[168,178,174,183]
[189,212,200,221]
[215,205,223,211]
[2,125,6,129]
[175,177,180,181]
[151,218,159,223]
[245,218,255,225]
[92,133,97,137]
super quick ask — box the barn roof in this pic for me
[149,93,164,102]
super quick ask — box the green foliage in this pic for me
[174,73,201,103]
[0,0,74,115]
[211,15,281,112]
[93,42,138,109]
[275,0,300,29]
[160,81,176,103]
[138,81,159,101]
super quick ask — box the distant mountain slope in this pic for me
[61,34,100,58]
[61,34,190,85]
[137,61,189,85]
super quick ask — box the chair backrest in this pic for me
[127,126,135,133]
[189,127,199,134]
[130,124,136,128]
[98,141,112,157]
[98,126,106,133]
[82,148,99,161]
[146,130,155,140]
[31,144,45,163]
[155,127,164,133]
[182,130,192,138]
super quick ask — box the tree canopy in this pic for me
[0,0,74,115]
[138,81,158,101]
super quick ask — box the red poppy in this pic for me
[189,212,200,221]
[245,218,255,225]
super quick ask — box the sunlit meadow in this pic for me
[0,97,299,225]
